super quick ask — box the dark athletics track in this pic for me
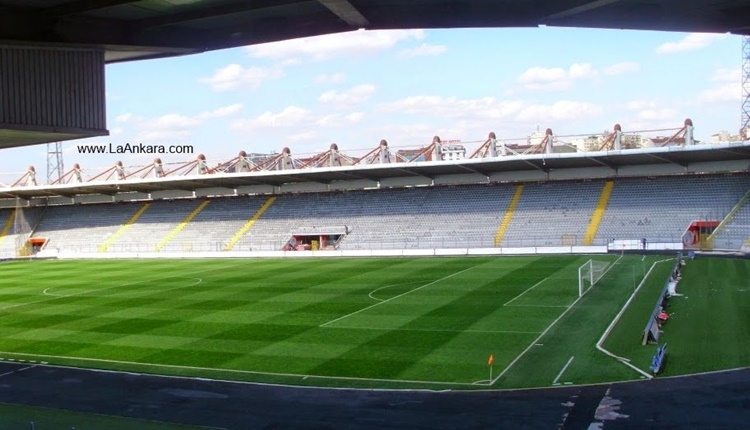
[0,362,748,430]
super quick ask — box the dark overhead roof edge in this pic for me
[0,40,201,63]
[105,48,204,64]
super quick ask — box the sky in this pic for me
[0,27,745,183]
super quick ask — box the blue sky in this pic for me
[0,27,744,183]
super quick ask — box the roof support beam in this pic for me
[521,159,548,172]
[585,156,617,170]
[397,168,433,180]
[545,0,625,21]
[132,0,304,30]
[43,0,141,17]
[646,153,687,168]
[457,164,490,177]
[317,0,369,28]
[335,171,381,182]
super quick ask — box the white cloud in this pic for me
[698,84,742,104]
[287,131,318,143]
[197,103,244,120]
[110,127,124,136]
[315,112,364,128]
[345,112,364,123]
[115,113,132,123]
[316,114,340,127]
[517,63,598,91]
[231,106,313,132]
[380,96,522,119]
[699,84,740,104]
[314,73,347,84]
[133,114,198,141]
[231,106,365,135]
[636,108,678,122]
[710,68,741,83]
[398,43,447,58]
[380,95,602,123]
[129,104,244,142]
[698,68,742,104]
[626,100,658,111]
[624,100,680,129]
[516,101,603,121]
[319,84,376,108]
[142,114,201,131]
[603,62,640,76]
[655,32,728,54]
[199,64,283,91]
[246,29,425,61]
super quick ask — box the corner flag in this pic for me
[488,354,494,365]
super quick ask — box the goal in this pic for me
[578,259,610,297]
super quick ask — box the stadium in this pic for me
[1,0,750,429]
[1,121,750,427]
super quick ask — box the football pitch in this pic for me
[0,254,744,390]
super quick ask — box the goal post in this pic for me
[578,259,611,297]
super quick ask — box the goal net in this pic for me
[578,259,611,297]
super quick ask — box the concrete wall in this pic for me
[47,245,609,260]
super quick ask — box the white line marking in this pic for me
[327,326,542,335]
[42,277,203,299]
[320,265,480,328]
[42,287,68,297]
[1,260,242,311]
[367,281,428,302]
[0,350,478,387]
[552,356,575,385]
[0,364,36,378]
[595,257,676,380]
[504,304,569,308]
[503,277,549,306]
[5,353,748,395]
[491,255,623,385]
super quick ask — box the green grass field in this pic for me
[0,255,747,391]
[605,255,750,376]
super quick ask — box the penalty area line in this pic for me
[503,277,549,306]
[320,265,480,328]
[490,294,584,386]
[326,326,542,335]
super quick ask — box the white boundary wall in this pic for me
[608,240,684,252]
[42,245,608,260]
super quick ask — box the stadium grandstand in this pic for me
[1,119,749,258]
